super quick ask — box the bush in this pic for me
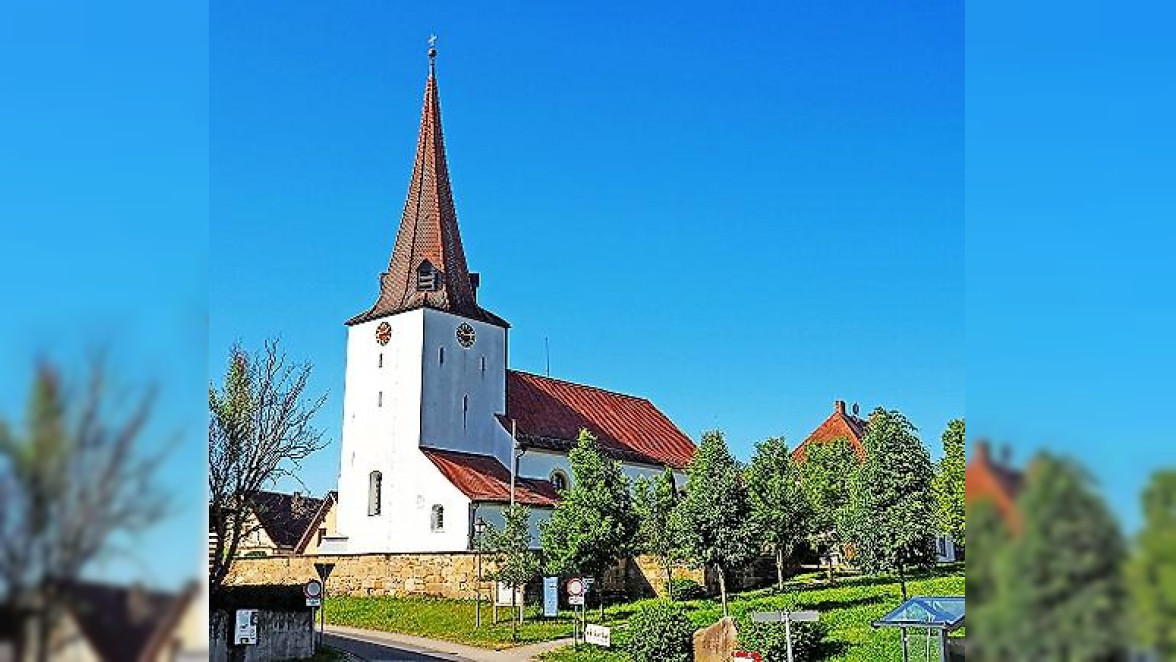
[738,619,829,662]
[625,600,695,662]
[667,578,707,601]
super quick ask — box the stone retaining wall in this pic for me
[227,552,706,600]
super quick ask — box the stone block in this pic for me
[693,617,738,662]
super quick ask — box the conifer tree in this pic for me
[745,436,810,591]
[998,453,1126,659]
[933,418,966,546]
[633,468,685,599]
[841,408,936,599]
[539,429,637,618]
[965,497,1010,661]
[1129,469,1176,658]
[677,430,754,615]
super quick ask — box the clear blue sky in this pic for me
[0,0,207,589]
[967,0,1176,534]
[210,1,964,499]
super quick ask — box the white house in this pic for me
[328,48,695,554]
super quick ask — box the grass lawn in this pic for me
[326,563,964,659]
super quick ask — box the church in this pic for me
[327,48,696,554]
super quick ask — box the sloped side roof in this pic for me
[63,580,185,662]
[422,447,559,507]
[251,491,327,549]
[293,490,338,554]
[502,370,696,469]
[792,402,869,462]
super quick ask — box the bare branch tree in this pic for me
[208,338,327,596]
[0,354,170,662]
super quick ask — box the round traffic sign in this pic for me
[566,578,584,597]
[304,578,323,599]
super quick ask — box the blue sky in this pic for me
[210,1,963,499]
[967,0,1176,534]
[0,0,207,588]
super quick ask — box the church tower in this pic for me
[335,46,511,553]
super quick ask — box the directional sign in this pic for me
[585,624,611,647]
[751,610,819,623]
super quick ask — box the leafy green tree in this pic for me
[479,504,540,641]
[539,429,637,618]
[633,467,686,599]
[933,418,966,547]
[798,437,858,581]
[1129,469,1176,658]
[998,453,1126,660]
[745,436,810,591]
[677,429,755,615]
[965,497,1011,662]
[841,408,936,599]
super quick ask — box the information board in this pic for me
[542,577,559,617]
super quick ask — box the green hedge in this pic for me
[625,600,695,662]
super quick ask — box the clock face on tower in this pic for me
[375,322,392,346]
[456,323,476,348]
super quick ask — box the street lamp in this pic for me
[475,517,487,628]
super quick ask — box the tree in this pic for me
[1129,469,1176,659]
[633,468,685,599]
[745,436,810,591]
[539,428,637,618]
[965,497,1011,661]
[932,418,966,547]
[0,358,169,662]
[208,339,327,596]
[841,408,936,600]
[797,437,858,581]
[677,430,755,616]
[479,504,540,641]
[997,452,1126,660]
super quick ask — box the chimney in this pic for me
[975,439,991,462]
[469,273,480,300]
[999,445,1012,466]
[834,400,846,415]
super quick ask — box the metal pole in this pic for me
[901,627,910,662]
[510,420,517,507]
[476,550,482,628]
[785,612,794,662]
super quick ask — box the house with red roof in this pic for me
[327,47,695,554]
[965,441,1024,533]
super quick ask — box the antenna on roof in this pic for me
[544,336,551,377]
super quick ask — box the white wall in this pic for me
[335,311,476,553]
[419,308,512,468]
[518,448,686,489]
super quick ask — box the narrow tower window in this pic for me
[431,504,445,532]
[439,346,445,364]
[377,391,383,408]
[462,395,469,429]
[480,357,486,372]
[368,471,382,516]
[378,353,383,368]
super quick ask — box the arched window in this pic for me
[431,504,445,532]
[550,470,569,492]
[368,471,382,516]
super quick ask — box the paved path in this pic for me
[324,625,573,662]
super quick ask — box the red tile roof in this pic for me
[965,441,1024,532]
[501,370,696,469]
[792,400,869,462]
[422,447,560,507]
[347,53,506,328]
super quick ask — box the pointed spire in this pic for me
[348,43,506,327]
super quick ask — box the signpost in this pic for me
[566,578,585,648]
[750,610,820,662]
[234,609,258,646]
[585,624,611,648]
[312,563,335,649]
[542,577,559,618]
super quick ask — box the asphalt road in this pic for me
[323,632,471,662]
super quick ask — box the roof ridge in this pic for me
[508,369,652,403]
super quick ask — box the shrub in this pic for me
[625,600,695,662]
[667,578,707,601]
[738,619,829,662]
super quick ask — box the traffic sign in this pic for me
[751,610,819,623]
[566,577,584,596]
[733,651,762,662]
[314,562,335,583]
[304,579,323,600]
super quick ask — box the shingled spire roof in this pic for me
[348,48,506,327]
